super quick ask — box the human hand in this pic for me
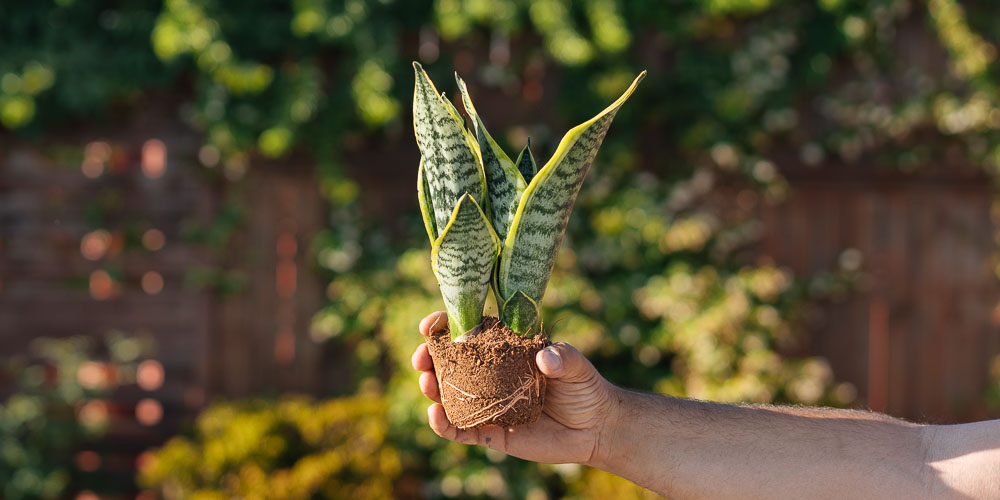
[412,311,618,465]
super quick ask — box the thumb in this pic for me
[536,342,596,383]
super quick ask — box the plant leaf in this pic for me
[514,138,537,182]
[431,193,500,337]
[417,157,437,243]
[412,62,487,233]
[498,71,645,304]
[455,73,526,243]
[500,290,540,335]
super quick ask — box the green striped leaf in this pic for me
[455,73,526,244]
[498,71,645,305]
[514,139,538,182]
[417,158,437,243]
[500,290,540,335]
[412,62,487,233]
[431,193,500,337]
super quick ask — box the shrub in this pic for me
[0,334,153,500]
[139,395,400,499]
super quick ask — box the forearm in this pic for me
[590,387,934,499]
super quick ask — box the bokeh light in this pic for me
[142,229,165,251]
[141,139,167,178]
[80,230,111,261]
[81,141,111,178]
[198,144,220,167]
[135,398,163,426]
[137,360,165,391]
[89,270,118,300]
[76,361,113,390]
[141,271,164,295]
[77,400,109,428]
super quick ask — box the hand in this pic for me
[412,311,618,465]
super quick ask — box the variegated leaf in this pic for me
[412,62,487,232]
[417,158,437,243]
[441,91,465,128]
[431,193,500,337]
[514,138,537,182]
[455,73,526,243]
[498,71,645,304]
[501,290,540,335]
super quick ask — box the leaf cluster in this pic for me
[413,62,643,337]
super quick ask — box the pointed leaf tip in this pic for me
[515,140,537,182]
[455,75,526,243]
[498,71,644,305]
[413,63,486,234]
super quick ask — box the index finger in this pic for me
[411,342,433,372]
[419,311,449,337]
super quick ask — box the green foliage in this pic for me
[0,334,154,500]
[5,0,1000,179]
[138,395,400,500]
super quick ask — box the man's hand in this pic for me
[411,311,617,465]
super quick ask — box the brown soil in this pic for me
[427,316,549,429]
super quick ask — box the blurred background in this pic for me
[2,0,1000,498]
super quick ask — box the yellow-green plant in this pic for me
[413,62,644,337]
[138,396,399,500]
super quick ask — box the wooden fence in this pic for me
[0,114,333,488]
[757,164,1000,423]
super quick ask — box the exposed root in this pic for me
[452,358,543,429]
[443,380,478,400]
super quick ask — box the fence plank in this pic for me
[757,167,1000,423]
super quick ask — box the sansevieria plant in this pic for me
[413,62,643,428]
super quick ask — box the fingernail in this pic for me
[541,347,562,372]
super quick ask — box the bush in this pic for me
[138,395,400,499]
[0,334,153,500]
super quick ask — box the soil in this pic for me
[427,316,550,429]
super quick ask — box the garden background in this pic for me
[3,0,1000,498]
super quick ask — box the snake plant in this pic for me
[413,62,644,338]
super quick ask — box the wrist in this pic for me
[585,382,629,470]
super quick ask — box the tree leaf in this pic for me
[455,73,526,244]
[412,62,487,232]
[431,193,500,337]
[514,138,537,182]
[417,157,437,244]
[498,71,645,304]
[500,290,540,335]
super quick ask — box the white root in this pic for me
[443,380,479,399]
[452,362,544,429]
